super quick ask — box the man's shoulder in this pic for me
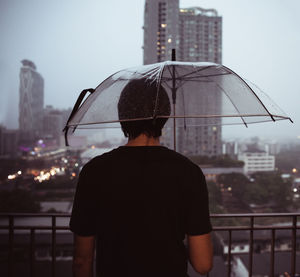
[81,148,119,171]
[160,147,203,173]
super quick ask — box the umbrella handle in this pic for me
[63,88,95,146]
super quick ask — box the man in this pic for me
[70,78,213,277]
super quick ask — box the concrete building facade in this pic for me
[143,1,222,156]
[143,0,178,64]
[238,150,275,175]
[19,60,44,143]
[178,7,222,63]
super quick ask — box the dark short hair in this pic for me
[118,78,171,139]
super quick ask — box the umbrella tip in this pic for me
[172,49,176,61]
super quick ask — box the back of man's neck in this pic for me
[125,134,160,146]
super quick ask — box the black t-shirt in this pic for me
[70,146,212,277]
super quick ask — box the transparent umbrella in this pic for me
[64,58,293,148]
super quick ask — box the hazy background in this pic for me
[0,0,299,140]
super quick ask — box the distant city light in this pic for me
[161,23,167,28]
[228,187,232,191]
[75,163,79,167]
[17,171,22,175]
[293,188,298,192]
[34,167,62,183]
[292,168,297,173]
[168,38,172,43]
[8,174,16,180]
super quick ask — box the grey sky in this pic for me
[0,0,299,140]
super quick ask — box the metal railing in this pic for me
[211,213,300,277]
[0,212,299,277]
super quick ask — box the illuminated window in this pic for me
[161,23,167,28]
[168,38,172,43]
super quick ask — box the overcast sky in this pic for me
[0,0,299,141]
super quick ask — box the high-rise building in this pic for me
[178,7,222,63]
[0,126,19,157]
[143,0,179,64]
[43,105,64,146]
[143,1,222,156]
[19,60,44,143]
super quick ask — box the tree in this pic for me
[247,172,292,210]
[188,155,244,168]
[217,172,292,211]
[207,180,222,213]
[217,173,250,199]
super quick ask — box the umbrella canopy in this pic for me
[64,61,292,145]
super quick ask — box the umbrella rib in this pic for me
[71,116,290,130]
[67,114,290,127]
[153,62,167,117]
[160,72,231,82]
[174,65,216,80]
[222,65,276,122]
[212,81,248,127]
[179,72,231,80]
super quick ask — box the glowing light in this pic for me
[91,145,95,149]
[168,38,172,43]
[8,175,16,180]
[75,163,79,167]
[293,188,298,192]
[228,187,232,191]
[72,173,76,177]
[161,23,167,28]
[292,168,297,173]
[17,171,22,175]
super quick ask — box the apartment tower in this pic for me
[19,60,44,143]
[143,1,222,156]
[143,0,179,64]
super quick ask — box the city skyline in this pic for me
[0,0,299,140]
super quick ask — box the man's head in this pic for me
[118,78,171,139]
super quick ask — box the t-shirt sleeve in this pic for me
[183,165,212,236]
[69,164,97,236]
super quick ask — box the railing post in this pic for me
[30,228,35,277]
[8,215,14,277]
[249,216,254,277]
[291,215,296,277]
[227,230,232,277]
[270,229,275,277]
[52,216,56,277]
